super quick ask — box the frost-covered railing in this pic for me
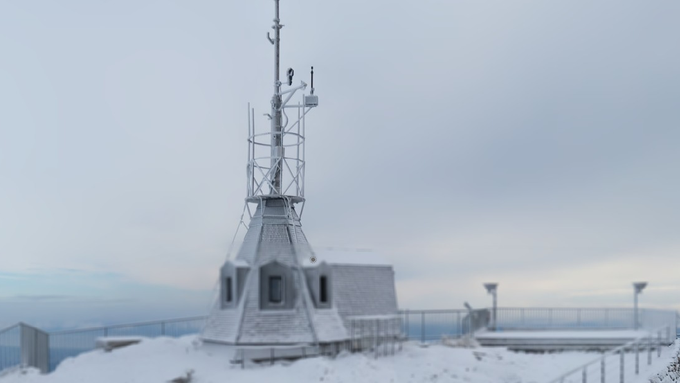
[495,308,677,335]
[348,315,403,358]
[399,309,490,343]
[0,323,49,375]
[0,316,206,374]
[2,309,678,374]
[547,326,673,383]
[399,308,678,344]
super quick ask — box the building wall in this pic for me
[331,265,399,319]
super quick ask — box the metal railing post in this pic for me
[405,310,409,340]
[421,312,425,343]
[657,331,661,357]
[647,336,652,365]
[635,343,639,374]
[601,358,605,383]
[374,319,379,359]
[582,367,587,383]
[350,319,355,352]
[619,349,624,383]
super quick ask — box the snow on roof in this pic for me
[302,248,393,267]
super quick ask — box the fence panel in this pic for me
[47,316,206,372]
[400,310,469,342]
[0,325,21,374]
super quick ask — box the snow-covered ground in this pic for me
[1,336,677,383]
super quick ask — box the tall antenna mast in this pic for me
[246,0,319,207]
[270,0,283,194]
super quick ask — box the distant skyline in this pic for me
[1,0,679,328]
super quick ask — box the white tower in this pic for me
[201,0,399,352]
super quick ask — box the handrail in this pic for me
[49,316,207,335]
[398,309,468,314]
[0,324,19,336]
[547,325,670,383]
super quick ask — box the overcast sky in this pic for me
[1,0,679,329]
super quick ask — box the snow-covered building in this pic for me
[200,0,399,349]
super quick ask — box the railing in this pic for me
[231,316,403,369]
[547,326,672,383]
[1,309,677,374]
[0,325,21,376]
[400,309,490,343]
[0,323,49,374]
[495,308,677,336]
[348,315,403,357]
[0,316,206,374]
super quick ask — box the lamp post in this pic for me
[484,283,498,331]
[633,282,647,330]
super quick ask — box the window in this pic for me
[269,276,283,303]
[225,277,233,302]
[319,276,328,303]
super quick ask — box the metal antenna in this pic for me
[310,66,315,95]
[270,0,283,194]
[245,0,318,204]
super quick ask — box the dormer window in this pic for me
[319,276,328,304]
[225,277,233,303]
[269,276,283,303]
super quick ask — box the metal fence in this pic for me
[0,316,206,374]
[400,309,489,342]
[547,326,673,383]
[0,323,49,374]
[494,308,677,339]
[1,308,678,375]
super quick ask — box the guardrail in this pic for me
[495,308,677,334]
[0,316,206,374]
[547,326,673,383]
[0,323,49,374]
[399,309,489,343]
[1,308,677,374]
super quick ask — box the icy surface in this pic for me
[0,336,676,383]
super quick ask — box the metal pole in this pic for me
[350,319,355,352]
[635,343,639,374]
[634,290,639,330]
[492,291,497,331]
[582,367,587,383]
[647,336,652,365]
[601,358,605,383]
[657,331,661,357]
[619,349,624,383]
[405,310,409,340]
[270,0,283,194]
[421,312,425,343]
[374,319,379,359]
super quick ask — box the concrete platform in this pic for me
[475,330,659,351]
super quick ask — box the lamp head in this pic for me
[484,283,498,294]
[633,282,647,294]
